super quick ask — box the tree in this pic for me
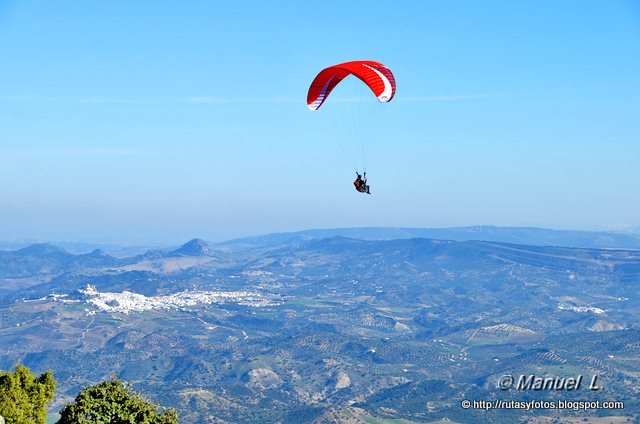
[0,365,56,424]
[58,378,178,424]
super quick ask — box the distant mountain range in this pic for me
[214,225,640,251]
[0,240,157,258]
[3,226,640,256]
[0,238,218,286]
[0,243,119,279]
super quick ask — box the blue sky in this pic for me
[1,0,639,243]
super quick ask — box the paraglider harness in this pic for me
[354,172,370,194]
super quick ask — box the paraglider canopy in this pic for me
[306,60,396,182]
[307,60,396,111]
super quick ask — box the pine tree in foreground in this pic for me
[58,378,178,424]
[0,365,56,424]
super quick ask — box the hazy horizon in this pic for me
[1,223,640,247]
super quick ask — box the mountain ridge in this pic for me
[215,225,640,251]
[3,226,640,256]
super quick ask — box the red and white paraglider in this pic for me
[307,60,396,194]
[307,60,396,110]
